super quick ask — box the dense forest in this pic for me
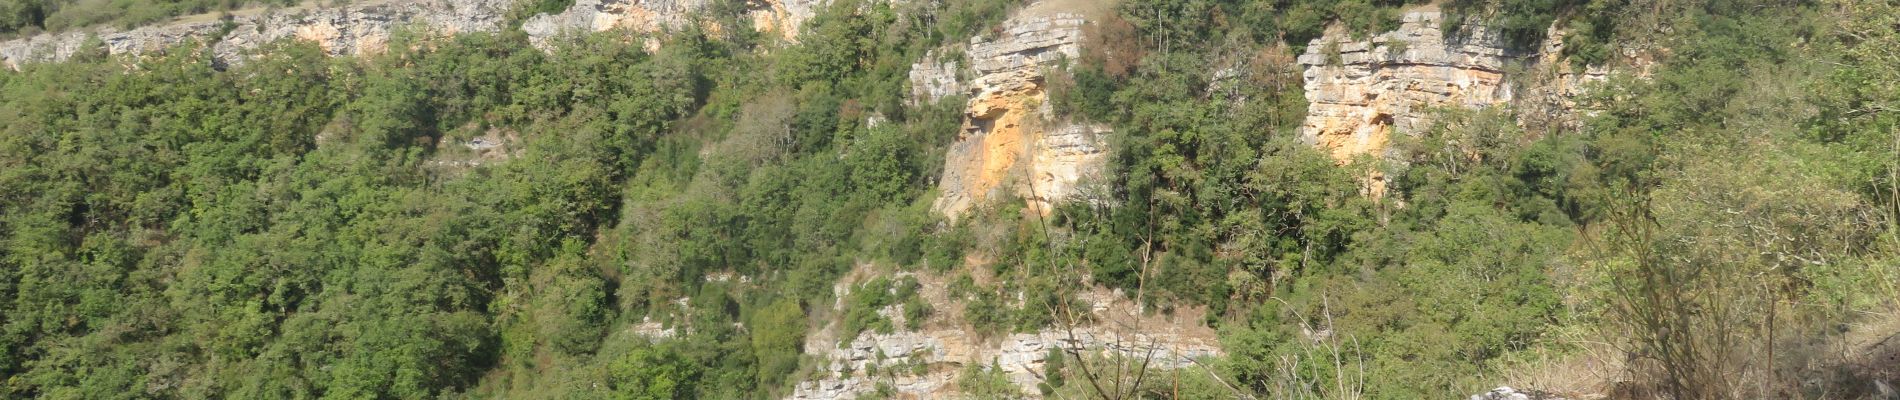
[1,0,1897,399]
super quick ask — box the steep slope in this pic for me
[773,4,1231,399]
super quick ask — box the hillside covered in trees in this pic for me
[1,0,1898,399]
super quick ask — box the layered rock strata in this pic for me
[790,328,1221,399]
[748,0,825,41]
[520,0,822,46]
[522,0,709,49]
[1,0,828,69]
[1295,10,1622,195]
[906,51,960,105]
[1518,23,1619,133]
[1296,10,1515,165]
[2,0,513,69]
[789,273,1221,400]
[919,12,1108,218]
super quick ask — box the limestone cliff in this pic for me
[519,0,822,46]
[0,0,829,69]
[918,12,1108,219]
[748,0,826,41]
[521,0,709,49]
[1296,11,1515,165]
[788,272,1221,400]
[1295,10,1622,195]
[791,327,1220,399]
[2,0,514,69]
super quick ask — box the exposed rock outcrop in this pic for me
[1471,386,1570,400]
[518,0,823,47]
[2,0,514,69]
[1,0,831,69]
[521,0,708,49]
[907,51,961,105]
[789,272,1221,400]
[920,11,1108,218]
[1297,11,1514,165]
[790,327,1220,399]
[748,0,826,41]
[1295,10,1624,195]
[1518,23,1620,133]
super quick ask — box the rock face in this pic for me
[749,0,826,41]
[919,12,1108,218]
[1295,10,1618,195]
[790,327,1220,399]
[1470,386,1569,400]
[2,0,514,69]
[518,0,823,46]
[1519,23,1618,133]
[1,0,831,69]
[1296,11,1514,165]
[789,273,1222,400]
[521,0,709,48]
[907,51,961,105]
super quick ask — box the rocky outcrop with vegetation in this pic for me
[1,0,513,68]
[1294,8,1624,195]
[918,11,1108,218]
[1,0,826,69]
[1297,10,1516,165]
[788,271,1221,399]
